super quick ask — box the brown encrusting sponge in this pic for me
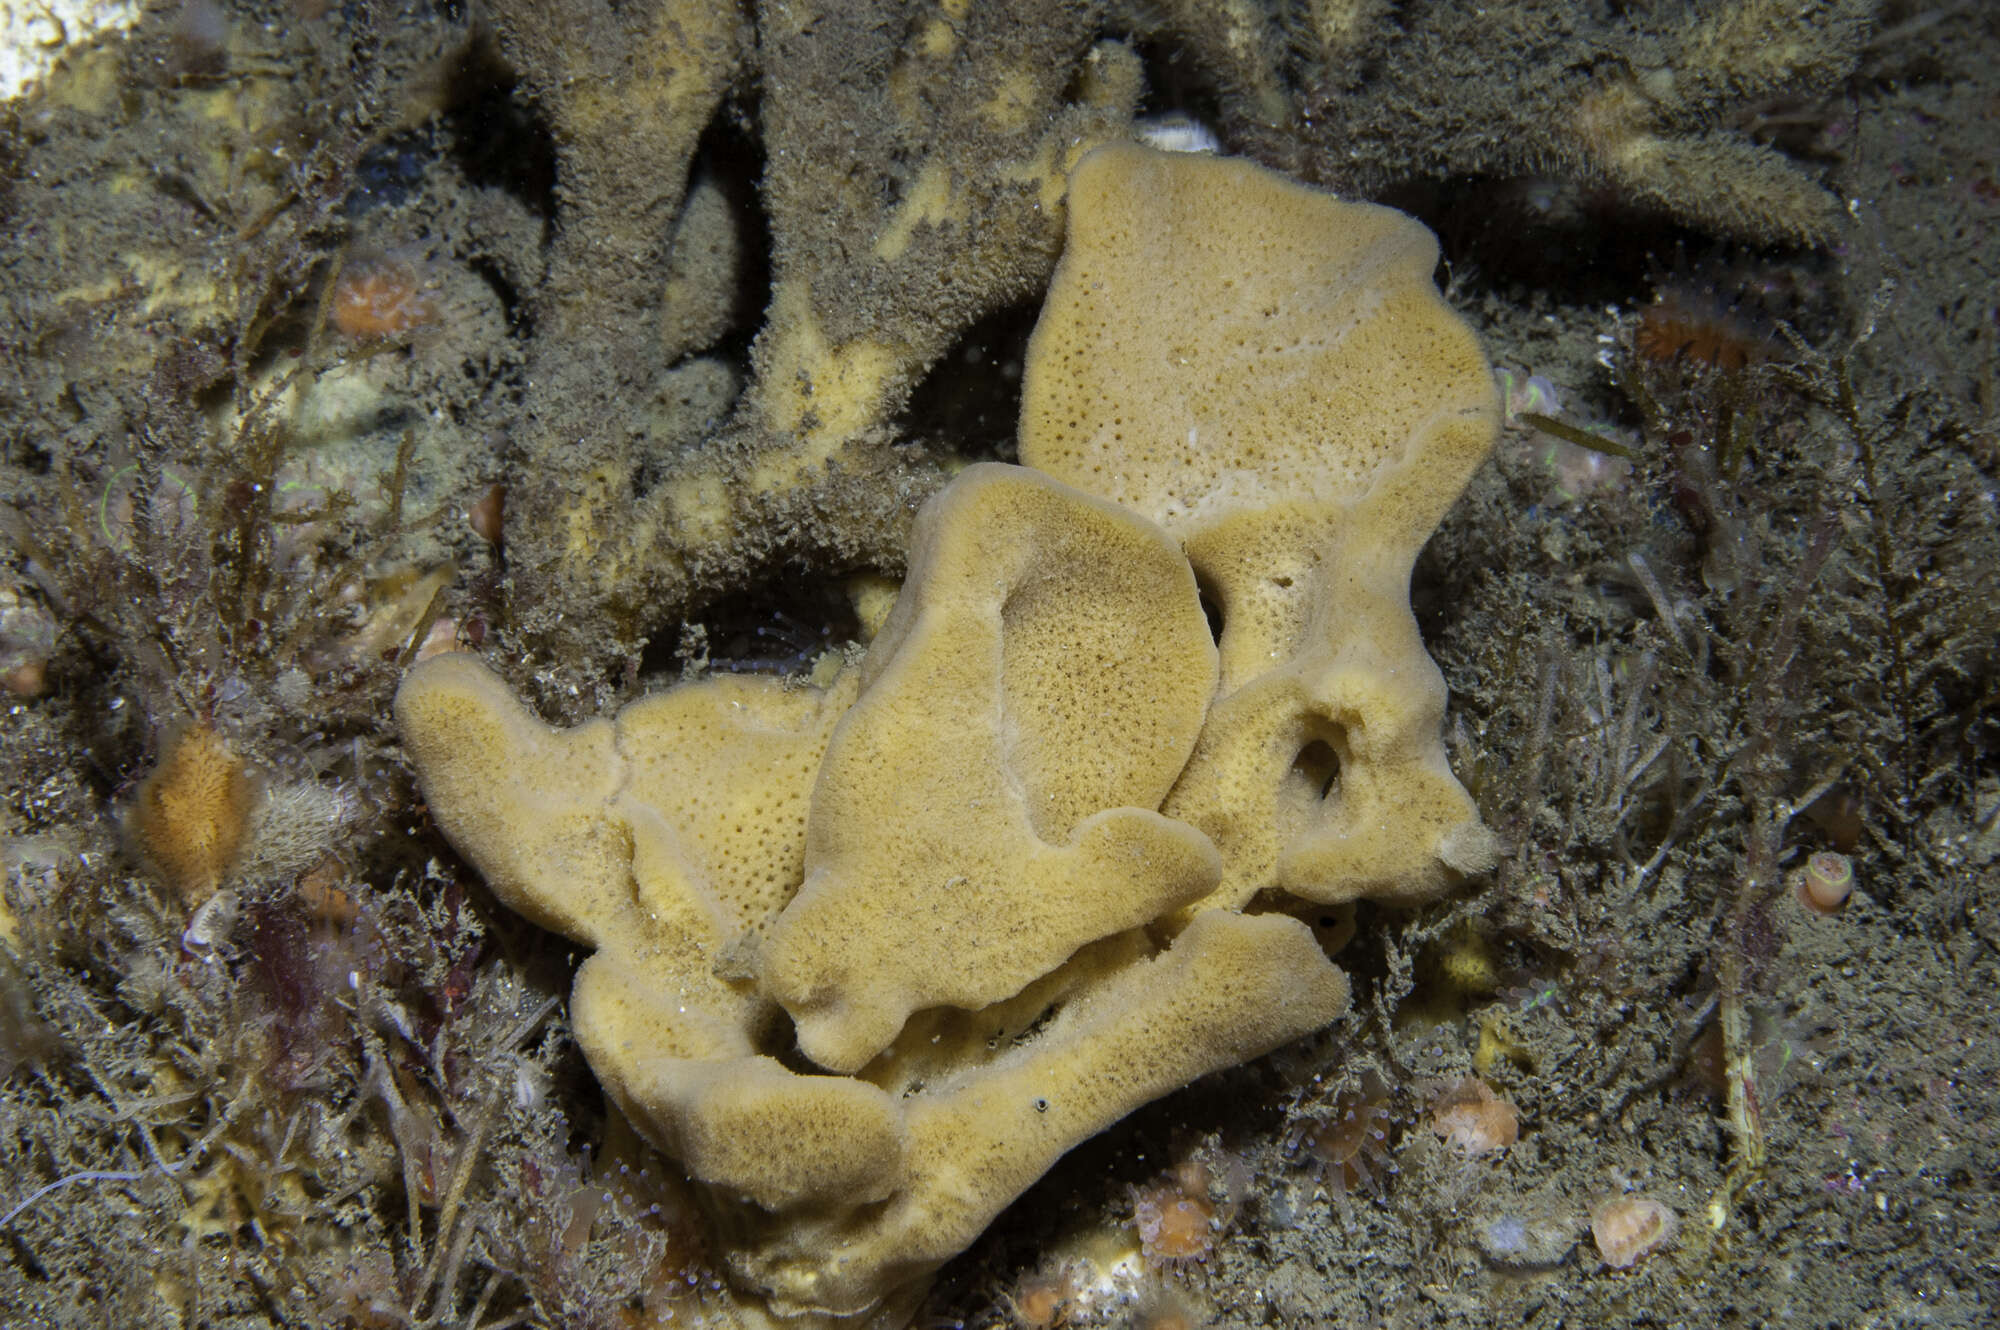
[396,144,1493,1326]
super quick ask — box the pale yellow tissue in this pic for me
[397,142,1500,1330]
[757,464,1220,1072]
[1021,142,1500,912]
[874,162,965,262]
[755,282,905,457]
[978,65,1044,134]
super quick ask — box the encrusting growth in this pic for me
[1203,0,1875,246]
[497,0,1144,667]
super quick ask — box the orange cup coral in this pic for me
[1794,850,1855,915]
[1132,1178,1217,1271]
[331,254,440,340]
[1591,1195,1678,1268]
[1429,1077,1520,1155]
[1295,1074,1395,1200]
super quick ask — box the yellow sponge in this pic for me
[1021,143,1501,910]
[758,463,1220,1072]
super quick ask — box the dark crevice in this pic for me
[1196,576,1225,644]
[437,30,557,224]
[681,98,773,373]
[1293,738,1342,800]
[640,570,861,682]
[895,300,1040,462]
[466,254,528,338]
[1127,32,1228,127]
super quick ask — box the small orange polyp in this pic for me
[331,257,440,339]
[1591,1195,1678,1268]
[1795,850,1854,915]
[1429,1076,1519,1156]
